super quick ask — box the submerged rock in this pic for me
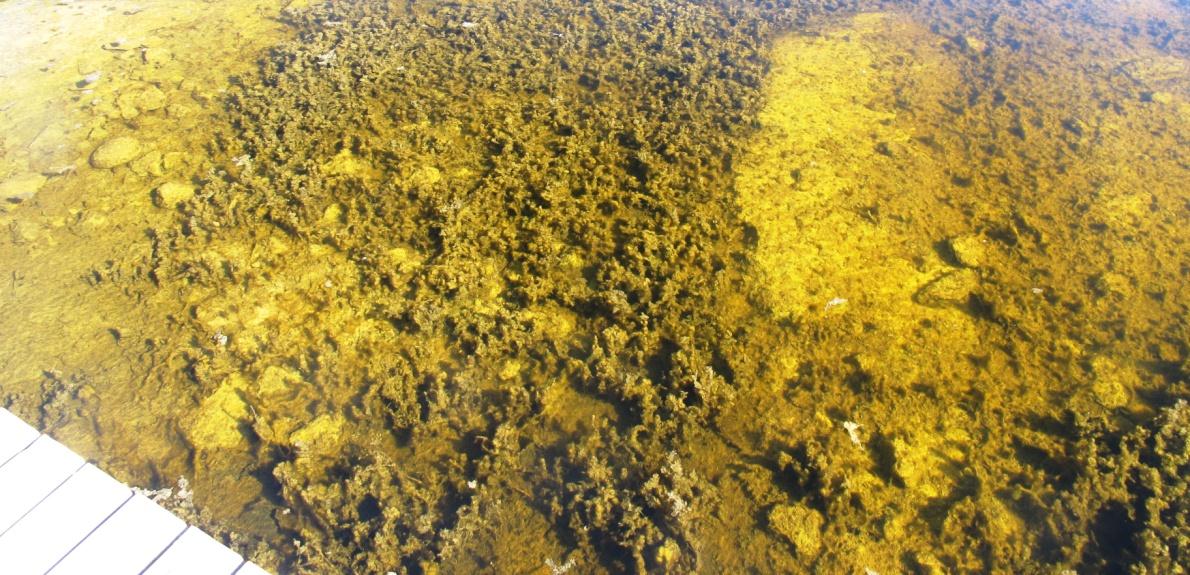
[1089,356,1137,409]
[153,181,195,207]
[184,374,250,450]
[90,136,142,168]
[78,71,102,87]
[948,234,986,268]
[117,86,168,119]
[288,413,346,457]
[130,150,165,177]
[915,269,980,308]
[9,220,42,244]
[768,503,823,556]
[0,172,47,202]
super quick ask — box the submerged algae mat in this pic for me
[728,8,1190,573]
[2,0,1189,573]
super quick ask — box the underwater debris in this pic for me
[545,557,576,574]
[915,269,980,308]
[133,476,194,511]
[315,49,335,67]
[100,37,130,51]
[842,420,862,445]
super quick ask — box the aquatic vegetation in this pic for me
[0,0,1186,573]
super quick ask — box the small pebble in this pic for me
[79,71,101,86]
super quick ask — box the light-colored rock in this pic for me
[9,220,42,243]
[1093,271,1133,297]
[0,172,47,202]
[499,359,522,381]
[27,123,77,172]
[153,181,195,207]
[1089,356,1136,408]
[320,202,343,224]
[654,538,681,569]
[409,165,442,187]
[949,234,985,268]
[166,104,193,119]
[90,136,142,168]
[87,125,109,142]
[137,86,167,111]
[892,436,954,498]
[257,365,301,398]
[162,151,187,171]
[117,86,167,119]
[141,47,172,65]
[184,374,250,450]
[130,149,164,177]
[288,413,346,456]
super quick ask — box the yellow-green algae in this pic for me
[0,0,1187,573]
[738,13,959,321]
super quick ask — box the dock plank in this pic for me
[49,493,188,575]
[142,525,245,575]
[0,409,39,467]
[0,409,271,575]
[0,434,84,534]
[0,463,132,574]
[233,562,272,575]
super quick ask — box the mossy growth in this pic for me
[74,0,1190,572]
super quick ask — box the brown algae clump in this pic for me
[148,0,835,571]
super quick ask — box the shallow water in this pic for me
[0,0,1187,573]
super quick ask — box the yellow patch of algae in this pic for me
[736,13,958,321]
[322,148,380,181]
[890,422,971,498]
[768,503,824,556]
[721,14,1028,570]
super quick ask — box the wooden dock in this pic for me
[0,408,270,575]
